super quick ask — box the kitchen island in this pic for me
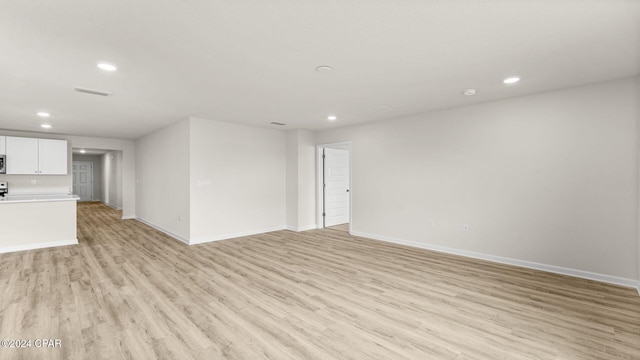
[0,194,80,253]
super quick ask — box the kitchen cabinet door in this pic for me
[6,137,39,174]
[38,139,68,175]
[0,136,6,155]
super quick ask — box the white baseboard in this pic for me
[135,217,190,245]
[285,224,317,232]
[134,218,287,246]
[121,215,136,220]
[351,231,639,290]
[298,224,318,231]
[101,201,123,211]
[190,226,287,245]
[0,239,78,254]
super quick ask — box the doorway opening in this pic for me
[72,148,123,210]
[316,142,351,232]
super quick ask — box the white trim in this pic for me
[135,218,287,246]
[0,239,78,254]
[298,224,318,232]
[286,224,317,232]
[190,226,287,245]
[121,215,136,220]
[351,231,639,290]
[101,201,122,211]
[316,146,324,229]
[135,217,190,245]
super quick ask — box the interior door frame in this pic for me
[316,141,352,232]
[73,161,94,201]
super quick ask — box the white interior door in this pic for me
[73,161,93,201]
[324,148,350,227]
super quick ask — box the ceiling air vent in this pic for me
[270,122,286,126]
[73,86,113,96]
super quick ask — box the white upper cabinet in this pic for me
[38,139,68,175]
[0,136,6,155]
[5,137,68,175]
[6,137,38,174]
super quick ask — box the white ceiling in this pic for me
[1,1,638,140]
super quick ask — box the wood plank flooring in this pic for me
[326,223,350,232]
[1,202,639,359]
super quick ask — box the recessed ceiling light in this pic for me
[327,115,337,121]
[316,65,332,73]
[97,62,117,71]
[463,89,477,96]
[37,112,50,117]
[503,76,520,84]
[41,124,52,129]
[80,149,86,154]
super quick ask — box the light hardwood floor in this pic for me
[1,202,639,359]
[326,223,350,232]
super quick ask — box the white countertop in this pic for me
[0,194,80,204]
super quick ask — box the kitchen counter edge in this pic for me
[0,194,80,204]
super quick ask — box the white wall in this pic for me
[298,130,317,229]
[286,131,299,229]
[189,117,286,242]
[286,130,317,231]
[72,154,103,201]
[102,151,122,209]
[136,118,191,241]
[315,77,640,282]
